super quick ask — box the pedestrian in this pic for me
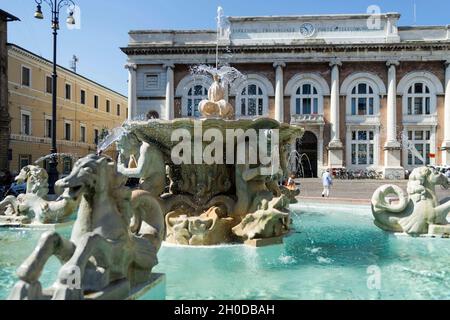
[321,169,333,198]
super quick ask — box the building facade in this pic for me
[7,44,128,174]
[122,13,450,178]
[0,10,19,171]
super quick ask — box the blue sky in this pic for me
[1,0,450,96]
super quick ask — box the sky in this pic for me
[1,0,450,96]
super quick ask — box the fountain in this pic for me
[287,150,314,178]
[104,7,302,246]
[5,6,303,301]
[114,112,302,246]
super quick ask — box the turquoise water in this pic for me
[1,205,450,300]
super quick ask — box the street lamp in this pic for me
[34,0,76,194]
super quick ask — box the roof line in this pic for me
[0,9,20,22]
[129,29,215,34]
[227,12,401,20]
[8,43,127,99]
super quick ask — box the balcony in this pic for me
[345,115,380,126]
[10,134,96,149]
[402,114,438,125]
[290,114,325,125]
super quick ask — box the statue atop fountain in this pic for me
[199,74,234,119]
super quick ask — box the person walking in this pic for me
[321,169,333,198]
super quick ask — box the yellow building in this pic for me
[7,44,127,175]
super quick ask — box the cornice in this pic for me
[121,41,450,56]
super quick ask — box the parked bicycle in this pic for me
[332,168,383,180]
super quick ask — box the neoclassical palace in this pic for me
[122,12,450,178]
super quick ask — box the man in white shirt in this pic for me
[321,169,333,198]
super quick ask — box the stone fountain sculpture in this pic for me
[371,166,450,236]
[116,131,166,196]
[115,70,303,246]
[0,165,78,225]
[9,154,165,300]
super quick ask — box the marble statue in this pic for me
[17,165,49,198]
[0,165,77,225]
[116,131,166,197]
[165,205,234,246]
[8,154,165,300]
[199,74,234,119]
[232,196,291,240]
[371,166,450,235]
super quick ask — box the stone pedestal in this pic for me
[83,273,166,300]
[327,140,344,168]
[428,224,450,237]
[244,236,284,247]
[383,142,404,179]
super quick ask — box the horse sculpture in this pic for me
[9,154,165,300]
[371,166,450,235]
[0,165,77,224]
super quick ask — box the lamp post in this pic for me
[34,0,76,194]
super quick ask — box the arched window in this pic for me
[185,84,208,117]
[349,83,376,116]
[285,73,328,116]
[238,83,265,116]
[398,71,443,117]
[341,72,385,118]
[405,82,432,115]
[293,83,319,115]
[176,75,212,118]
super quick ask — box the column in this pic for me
[327,59,344,168]
[329,59,342,145]
[125,63,137,121]
[385,60,399,145]
[273,62,286,122]
[164,63,175,120]
[441,61,450,164]
[383,60,404,179]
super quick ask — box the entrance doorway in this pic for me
[296,131,318,178]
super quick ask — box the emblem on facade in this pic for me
[299,23,316,38]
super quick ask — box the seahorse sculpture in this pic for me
[371,167,450,235]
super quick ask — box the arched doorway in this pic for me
[296,131,318,178]
[147,111,159,119]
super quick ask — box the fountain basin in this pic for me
[2,203,450,300]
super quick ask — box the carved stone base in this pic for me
[327,140,344,168]
[383,166,405,180]
[383,143,403,180]
[244,236,283,247]
[0,215,31,227]
[428,224,450,237]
